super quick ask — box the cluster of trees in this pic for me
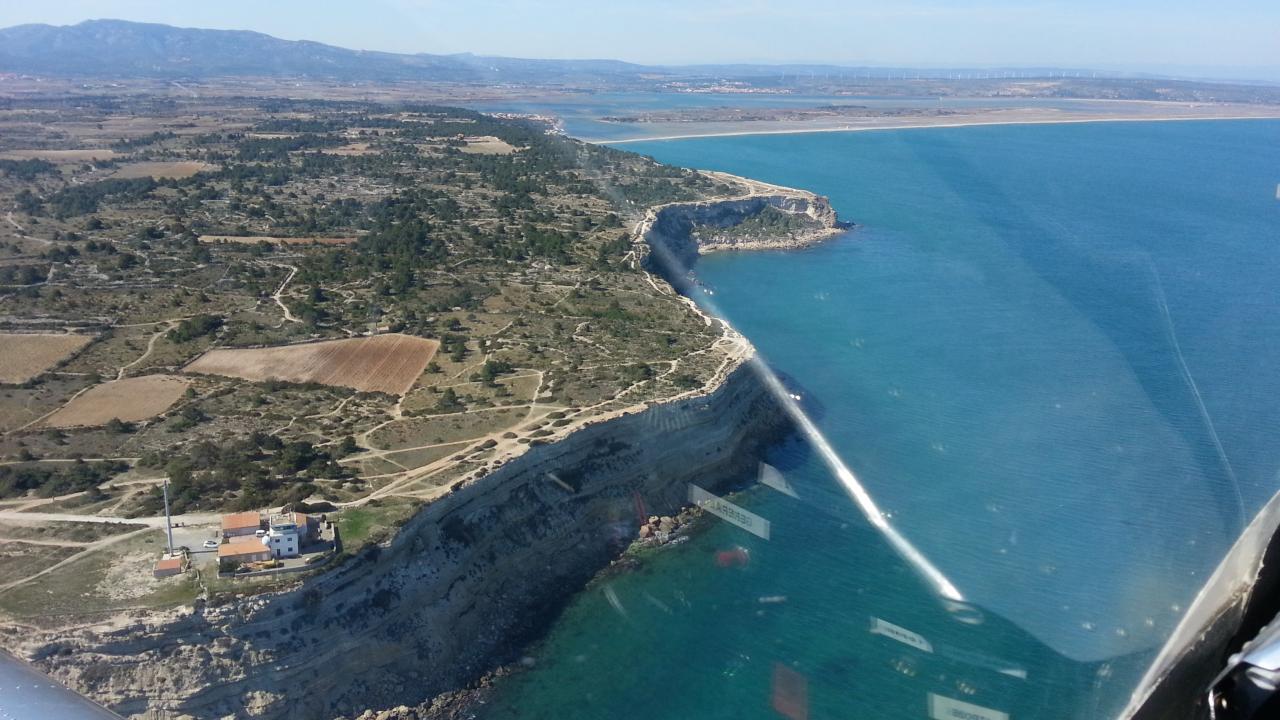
[14,189,41,216]
[295,191,452,296]
[289,295,329,327]
[296,197,365,234]
[478,358,513,385]
[441,333,469,362]
[595,232,631,269]
[42,244,80,263]
[109,131,175,151]
[436,387,464,412]
[620,362,655,382]
[671,373,701,389]
[42,176,158,218]
[250,113,403,134]
[424,286,476,314]
[582,146,717,208]
[610,177,700,207]
[714,205,815,237]
[209,159,293,187]
[591,299,634,323]
[0,264,48,285]
[395,107,547,148]
[234,134,345,162]
[472,157,557,199]
[0,459,127,499]
[168,404,209,433]
[138,433,350,513]
[167,314,223,343]
[0,158,57,180]
[360,212,444,271]
[520,223,577,263]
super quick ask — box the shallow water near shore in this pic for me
[477,119,1280,719]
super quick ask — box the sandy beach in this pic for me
[597,106,1280,144]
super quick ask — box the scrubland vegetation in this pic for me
[0,97,741,513]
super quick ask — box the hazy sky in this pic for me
[3,1,1278,77]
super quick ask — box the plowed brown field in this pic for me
[0,333,93,384]
[183,333,438,395]
[110,161,215,179]
[43,375,190,427]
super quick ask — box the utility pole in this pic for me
[162,478,175,556]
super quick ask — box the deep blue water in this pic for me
[477,120,1280,720]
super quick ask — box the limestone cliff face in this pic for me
[639,190,847,277]
[10,182,836,719]
[19,360,790,719]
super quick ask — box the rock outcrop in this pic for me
[638,184,848,282]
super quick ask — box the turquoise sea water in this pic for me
[477,120,1280,719]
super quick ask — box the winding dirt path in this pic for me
[116,323,173,380]
[4,209,52,247]
[0,526,153,592]
[0,536,90,548]
[269,263,300,324]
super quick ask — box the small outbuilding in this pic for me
[153,555,185,578]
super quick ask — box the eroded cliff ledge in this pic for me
[3,176,853,719]
[638,175,849,282]
[21,362,787,719]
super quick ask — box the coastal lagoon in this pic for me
[478,119,1280,719]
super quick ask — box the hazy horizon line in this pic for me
[6,16,1279,85]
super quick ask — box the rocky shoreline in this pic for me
[634,506,701,546]
[636,180,849,286]
[337,506,711,720]
[5,174,846,720]
[332,507,710,720]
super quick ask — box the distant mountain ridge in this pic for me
[0,19,1272,87]
[0,19,660,83]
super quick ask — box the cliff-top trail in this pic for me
[0,92,846,719]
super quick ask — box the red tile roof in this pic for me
[221,511,262,532]
[218,538,270,558]
[154,556,184,571]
